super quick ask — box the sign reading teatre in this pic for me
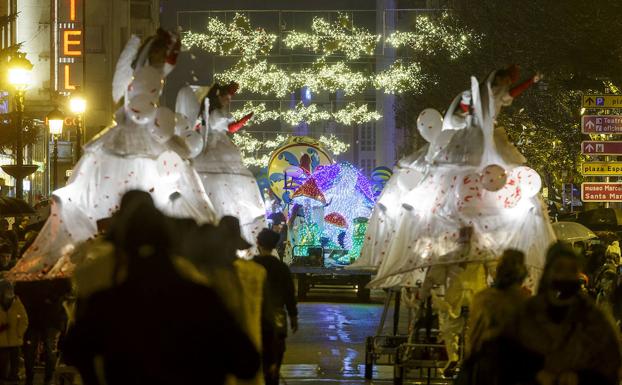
[581,162,622,176]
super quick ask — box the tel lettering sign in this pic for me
[56,0,84,93]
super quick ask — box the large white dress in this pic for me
[11,37,216,279]
[193,109,266,244]
[349,147,426,270]
[366,73,555,289]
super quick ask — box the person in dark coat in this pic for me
[252,228,298,385]
[17,278,71,385]
[268,212,288,261]
[62,197,259,385]
[459,243,622,385]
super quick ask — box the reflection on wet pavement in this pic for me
[283,302,397,383]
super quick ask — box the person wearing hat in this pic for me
[465,249,530,358]
[463,243,621,385]
[0,242,14,272]
[0,279,28,383]
[253,228,298,385]
[268,212,288,262]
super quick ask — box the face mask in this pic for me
[550,279,581,301]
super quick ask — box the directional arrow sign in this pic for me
[581,141,622,155]
[582,95,622,108]
[582,115,622,134]
[581,162,622,176]
[582,182,622,202]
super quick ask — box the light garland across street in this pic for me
[282,14,380,60]
[231,102,381,126]
[232,132,350,168]
[183,12,477,125]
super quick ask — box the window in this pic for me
[130,1,152,20]
[86,26,104,53]
[359,122,375,152]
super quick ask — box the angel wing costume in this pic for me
[11,31,216,279]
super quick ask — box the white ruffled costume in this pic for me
[11,34,216,279]
[351,147,427,270]
[360,71,555,289]
[192,105,267,245]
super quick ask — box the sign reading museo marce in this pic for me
[582,182,622,202]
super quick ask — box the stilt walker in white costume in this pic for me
[11,29,216,279]
[364,66,555,368]
[192,82,267,245]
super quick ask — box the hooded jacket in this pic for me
[0,296,28,347]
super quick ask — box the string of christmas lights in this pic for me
[385,12,479,60]
[182,14,276,60]
[332,103,382,125]
[283,13,380,60]
[374,60,425,94]
[231,132,350,168]
[185,12,477,124]
[231,101,281,124]
[293,61,369,95]
[216,60,292,97]
[282,103,332,125]
[231,101,381,126]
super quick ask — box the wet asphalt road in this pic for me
[282,301,395,384]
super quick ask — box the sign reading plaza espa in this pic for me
[581,162,622,176]
[55,0,83,94]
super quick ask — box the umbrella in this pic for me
[552,221,597,242]
[577,208,622,231]
[0,197,35,217]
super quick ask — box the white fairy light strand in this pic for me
[182,13,276,60]
[187,12,476,123]
[385,12,480,60]
[282,103,332,126]
[332,103,382,125]
[216,60,292,97]
[283,14,380,60]
[231,102,381,126]
[232,132,350,168]
[294,61,370,95]
[374,61,425,94]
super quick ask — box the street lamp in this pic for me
[69,89,86,160]
[3,53,34,200]
[47,107,64,190]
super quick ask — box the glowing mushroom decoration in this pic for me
[292,178,326,206]
[324,212,348,229]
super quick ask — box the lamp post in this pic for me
[4,53,33,199]
[69,89,86,160]
[47,107,64,191]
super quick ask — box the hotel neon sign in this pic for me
[56,0,83,93]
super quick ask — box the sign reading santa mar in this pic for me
[581,183,622,202]
[56,0,83,93]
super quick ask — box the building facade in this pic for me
[161,0,453,177]
[0,0,159,200]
